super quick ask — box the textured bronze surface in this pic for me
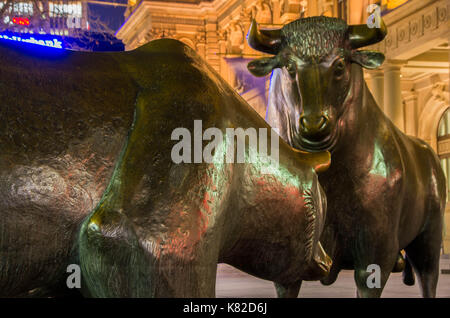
[248,16,446,298]
[0,38,331,297]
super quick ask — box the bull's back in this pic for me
[0,41,138,295]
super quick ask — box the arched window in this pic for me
[438,107,450,201]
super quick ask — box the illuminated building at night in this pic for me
[0,1,88,36]
[0,1,126,50]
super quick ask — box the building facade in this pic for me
[116,0,450,252]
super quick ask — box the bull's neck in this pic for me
[333,65,384,156]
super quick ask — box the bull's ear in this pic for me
[292,149,331,173]
[351,50,385,69]
[247,57,279,77]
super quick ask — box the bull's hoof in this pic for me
[320,276,337,286]
[320,270,338,286]
[402,271,415,286]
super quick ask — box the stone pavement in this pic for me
[215,260,450,298]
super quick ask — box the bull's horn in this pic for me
[347,18,387,49]
[247,19,282,55]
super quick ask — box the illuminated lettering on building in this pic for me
[0,33,63,49]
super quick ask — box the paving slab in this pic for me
[216,262,450,298]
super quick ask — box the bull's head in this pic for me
[247,16,386,151]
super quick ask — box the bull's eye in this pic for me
[334,60,345,78]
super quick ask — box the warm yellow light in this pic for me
[386,0,409,10]
[129,0,137,6]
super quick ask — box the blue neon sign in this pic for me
[0,33,63,49]
[0,30,124,52]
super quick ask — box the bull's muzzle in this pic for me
[299,114,330,140]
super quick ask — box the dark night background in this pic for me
[88,0,128,33]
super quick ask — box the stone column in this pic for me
[384,60,405,131]
[205,16,220,73]
[218,33,229,84]
[367,69,384,112]
[271,0,281,24]
[402,91,418,136]
[196,42,206,60]
[240,7,252,56]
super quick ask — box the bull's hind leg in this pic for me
[403,213,443,298]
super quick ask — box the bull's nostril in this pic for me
[318,116,328,131]
[300,115,329,132]
[300,116,307,128]
[318,117,325,127]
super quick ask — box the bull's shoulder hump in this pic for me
[119,38,229,103]
[131,38,188,55]
[119,39,216,83]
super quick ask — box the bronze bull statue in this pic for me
[0,38,332,297]
[247,16,446,298]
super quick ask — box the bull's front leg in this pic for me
[78,207,218,298]
[352,233,399,298]
[78,208,155,297]
[274,281,302,298]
